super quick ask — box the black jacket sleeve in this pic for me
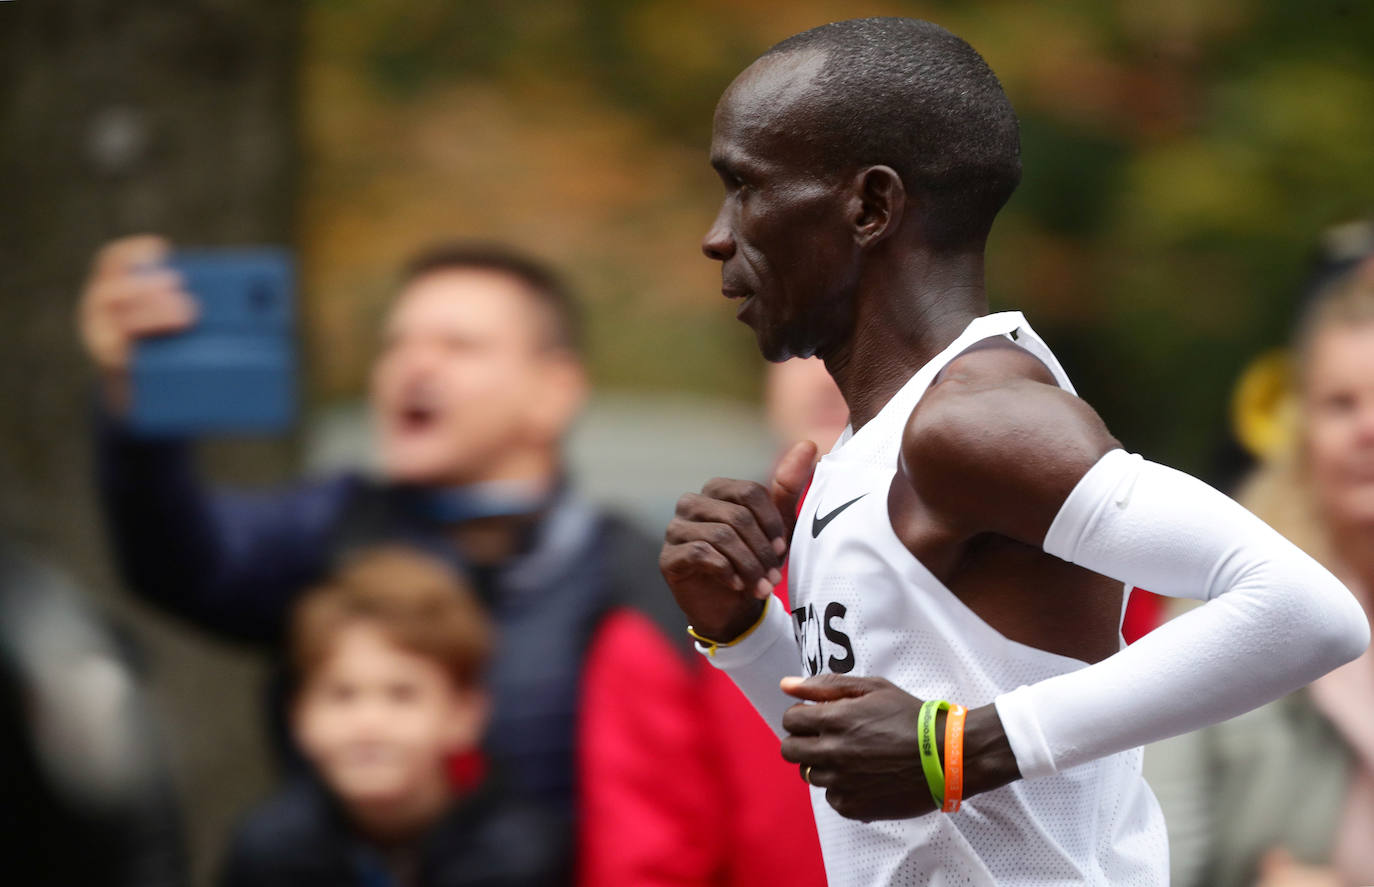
[95,408,357,645]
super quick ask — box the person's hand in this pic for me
[1253,848,1343,887]
[780,675,1022,822]
[778,674,938,822]
[77,235,196,411]
[660,439,816,641]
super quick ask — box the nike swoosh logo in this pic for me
[811,494,867,538]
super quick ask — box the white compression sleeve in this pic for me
[699,595,799,740]
[995,448,1370,780]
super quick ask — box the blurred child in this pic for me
[219,547,565,887]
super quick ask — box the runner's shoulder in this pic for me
[906,336,1073,448]
[900,339,1117,541]
[933,335,1059,391]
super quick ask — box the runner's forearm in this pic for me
[698,596,801,739]
[995,449,1368,779]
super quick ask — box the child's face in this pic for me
[295,622,486,813]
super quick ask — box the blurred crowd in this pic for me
[3,217,1372,887]
[1147,221,1374,887]
[11,235,842,887]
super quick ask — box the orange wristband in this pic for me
[942,704,967,813]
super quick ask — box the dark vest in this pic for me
[221,775,567,887]
[322,482,688,829]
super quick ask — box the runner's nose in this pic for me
[702,208,735,261]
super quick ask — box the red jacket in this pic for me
[577,576,826,886]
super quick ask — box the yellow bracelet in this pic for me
[687,597,771,657]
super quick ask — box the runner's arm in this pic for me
[659,442,816,736]
[905,363,1368,789]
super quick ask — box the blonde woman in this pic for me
[1147,254,1374,887]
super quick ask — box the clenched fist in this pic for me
[660,440,816,642]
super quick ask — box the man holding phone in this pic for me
[79,235,821,884]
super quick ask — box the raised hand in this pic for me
[78,235,196,411]
[660,439,817,641]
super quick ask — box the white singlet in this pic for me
[784,312,1167,886]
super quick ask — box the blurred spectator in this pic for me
[80,235,694,880]
[1213,218,1374,491]
[765,356,850,454]
[578,360,841,887]
[1146,251,1374,887]
[219,547,563,886]
[0,540,185,887]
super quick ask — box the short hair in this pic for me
[763,17,1022,250]
[398,241,582,353]
[292,547,494,690]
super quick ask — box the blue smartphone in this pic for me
[128,247,296,435]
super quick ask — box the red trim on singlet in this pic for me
[1122,588,1165,644]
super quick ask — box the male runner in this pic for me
[659,18,1370,885]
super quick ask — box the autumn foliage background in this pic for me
[301,0,1374,474]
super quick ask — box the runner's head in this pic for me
[702,18,1020,361]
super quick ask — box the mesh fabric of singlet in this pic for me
[787,312,1168,886]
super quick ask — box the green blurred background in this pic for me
[3,1,1374,883]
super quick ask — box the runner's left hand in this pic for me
[779,674,937,821]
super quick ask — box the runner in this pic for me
[659,17,1369,885]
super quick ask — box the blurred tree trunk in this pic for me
[0,2,302,884]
